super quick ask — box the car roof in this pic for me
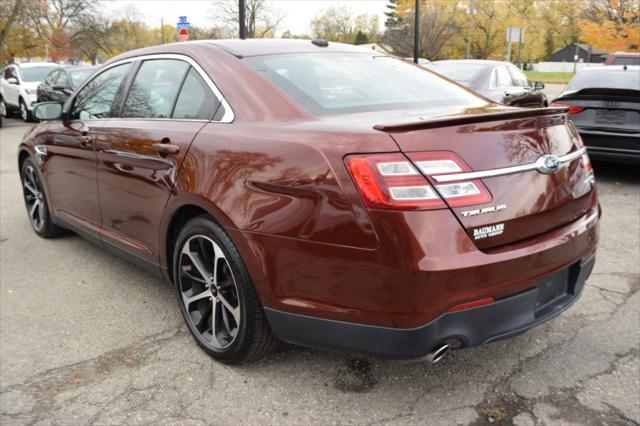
[62,65,97,72]
[609,52,640,57]
[195,39,379,57]
[578,65,640,73]
[14,62,59,68]
[434,59,509,66]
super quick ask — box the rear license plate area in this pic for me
[595,109,625,125]
[534,268,570,313]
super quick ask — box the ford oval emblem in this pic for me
[536,154,561,174]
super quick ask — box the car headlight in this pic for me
[25,89,37,94]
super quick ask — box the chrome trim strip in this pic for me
[82,53,234,123]
[432,147,587,183]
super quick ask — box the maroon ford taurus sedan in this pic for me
[20,40,599,364]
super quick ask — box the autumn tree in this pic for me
[383,0,461,60]
[580,0,640,51]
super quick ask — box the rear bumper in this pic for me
[266,252,595,359]
[578,128,640,163]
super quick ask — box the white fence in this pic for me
[533,62,604,73]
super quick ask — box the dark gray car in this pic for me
[37,66,96,103]
[552,66,640,163]
[432,60,547,108]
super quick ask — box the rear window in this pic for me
[432,62,487,83]
[245,54,486,115]
[566,68,640,92]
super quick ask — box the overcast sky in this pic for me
[101,0,388,36]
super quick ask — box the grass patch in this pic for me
[525,71,575,84]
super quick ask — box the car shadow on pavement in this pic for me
[592,160,639,185]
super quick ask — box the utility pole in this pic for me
[466,0,474,59]
[161,18,164,44]
[239,0,247,39]
[413,0,419,63]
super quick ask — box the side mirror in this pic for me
[34,102,63,121]
[534,81,545,90]
[7,77,18,85]
[52,85,67,91]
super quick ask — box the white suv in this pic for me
[1,62,59,122]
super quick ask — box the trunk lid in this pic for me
[380,108,595,250]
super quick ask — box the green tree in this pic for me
[354,30,369,45]
[384,0,402,28]
[543,31,555,60]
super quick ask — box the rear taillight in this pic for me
[346,153,445,210]
[345,152,492,210]
[551,102,585,115]
[406,151,492,208]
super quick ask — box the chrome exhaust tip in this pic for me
[426,343,450,363]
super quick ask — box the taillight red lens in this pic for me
[346,153,446,210]
[405,151,493,208]
[346,152,493,210]
[551,102,585,115]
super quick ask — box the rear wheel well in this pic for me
[165,205,211,281]
[18,150,30,172]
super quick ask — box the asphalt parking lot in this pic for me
[1,117,638,425]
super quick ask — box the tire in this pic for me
[20,158,66,238]
[19,98,32,122]
[173,215,279,363]
[0,97,6,120]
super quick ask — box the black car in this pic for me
[431,60,547,108]
[37,66,96,103]
[552,66,640,163]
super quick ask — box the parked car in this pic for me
[604,52,640,66]
[1,62,60,121]
[552,66,640,163]
[432,60,548,107]
[21,40,598,364]
[37,66,97,103]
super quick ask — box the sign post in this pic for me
[177,16,191,42]
[506,26,524,64]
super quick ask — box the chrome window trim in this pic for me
[77,53,234,123]
[432,147,587,183]
[107,117,209,124]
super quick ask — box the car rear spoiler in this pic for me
[373,107,569,132]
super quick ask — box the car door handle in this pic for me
[153,143,180,155]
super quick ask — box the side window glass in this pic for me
[173,68,219,120]
[122,59,189,119]
[45,71,58,85]
[5,67,17,80]
[494,67,513,87]
[54,71,69,88]
[508,66,528,87]
[71,63,130,120]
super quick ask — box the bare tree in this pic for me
[71,14,112,64]
[212,0,284,38]
[383,0,461,60]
